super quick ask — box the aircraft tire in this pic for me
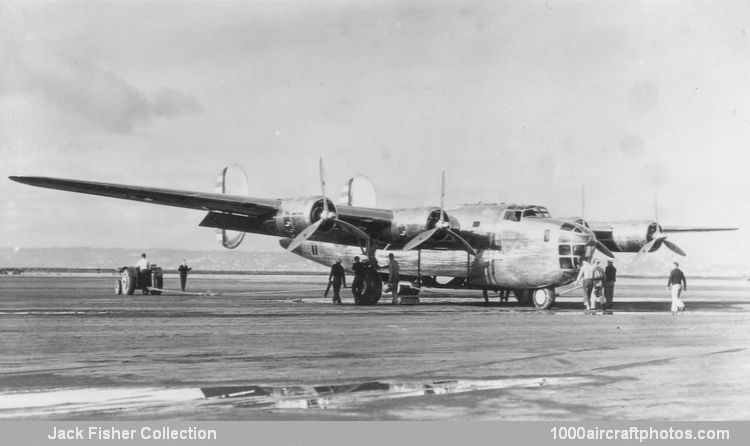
[150,275,163,296]
[121,268,136,295]
[532,287,555,310]
[114,279,122,295]
[514,289,533,306]
[357,269,382,305]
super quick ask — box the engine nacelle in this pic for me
[388,207,456,243]
[603,221,661,252]
[273,196,336,237]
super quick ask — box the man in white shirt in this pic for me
[575,258,595,314]
[136,253,151,294]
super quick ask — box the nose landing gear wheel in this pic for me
[532,287,556,310]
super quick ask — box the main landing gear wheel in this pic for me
[356,269,382,305]
[532,287,556,310]
[114,279,122,295]
[514,290,533,306]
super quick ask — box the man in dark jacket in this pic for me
[604,259,617,311]
[178,259,192,292]
[351,256,365,301]
[667,261,687,314]
[328,259,346,304]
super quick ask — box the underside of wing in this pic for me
[9,176,280,218]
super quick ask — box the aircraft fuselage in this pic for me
[284,203,597,291]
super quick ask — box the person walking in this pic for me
[328,259,346,304]
[136,253,151,294]
[603,259,617,312]
[667,261,687,314]
[575,258,595,314]
[178,259,192,292]
[351,256,365,302]
[592,259,605,313]
[383,253,400,304]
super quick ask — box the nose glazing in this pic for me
[558,222,596,271]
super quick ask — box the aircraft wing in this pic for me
[8,176,395,247]
[8,176,280,217]
[588,220,738,239]
[587,219,737,256]
[660,226,738,232]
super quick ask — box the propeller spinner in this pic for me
[402,171,478,256]
[286,158,370,252]
[633,223,686,262]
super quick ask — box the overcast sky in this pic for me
[1,1,748,268]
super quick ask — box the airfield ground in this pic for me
[0,274,749,420]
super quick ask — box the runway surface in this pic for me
[1,273,749,420]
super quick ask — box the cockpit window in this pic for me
[504,205,550,221]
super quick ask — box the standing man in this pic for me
[178,259,192,292]
[667,261,687,314]
[328,258,346,304]
[603,259,617,312]
[592,259,605,313]
[136,253,150,294]
[383,253,400,304]
[351,256,365,302]
[575,258,595,314]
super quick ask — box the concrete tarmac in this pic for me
[0,274,749,420]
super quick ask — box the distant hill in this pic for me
[0,247,328,273]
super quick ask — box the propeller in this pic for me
[573,217,614,258]
[402,171,477,256]
[633,224,686,262]
[286,158,370,252]
[595,240,615,258]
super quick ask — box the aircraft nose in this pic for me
[558,222,597,270]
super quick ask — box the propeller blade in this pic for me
[319,157,328,214]
[663,239,686,257]
[286,219,324,252]
[445,229,478,256]
[440,170,446,222]
[595,241,615,258]
[633,238,658,262]
[333,218,371,243]
[402,227,440,252]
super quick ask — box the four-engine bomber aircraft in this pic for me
[9,160,735,309]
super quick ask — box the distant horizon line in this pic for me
[0,246,282,253]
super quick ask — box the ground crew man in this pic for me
[328,259,346,304]
[575,258,595,314]
[351,256,365,302]
[383,253,400,304]
[136,253,150,294]
[668,261,687,314]
[604,259,617,312]
[178,259,192,292]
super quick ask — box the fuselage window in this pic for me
[544,229,550,242]
[473,221,481,228]
[503,211,519,221]
[559,257,574,270]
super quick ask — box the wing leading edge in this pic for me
[8,176,280,218]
